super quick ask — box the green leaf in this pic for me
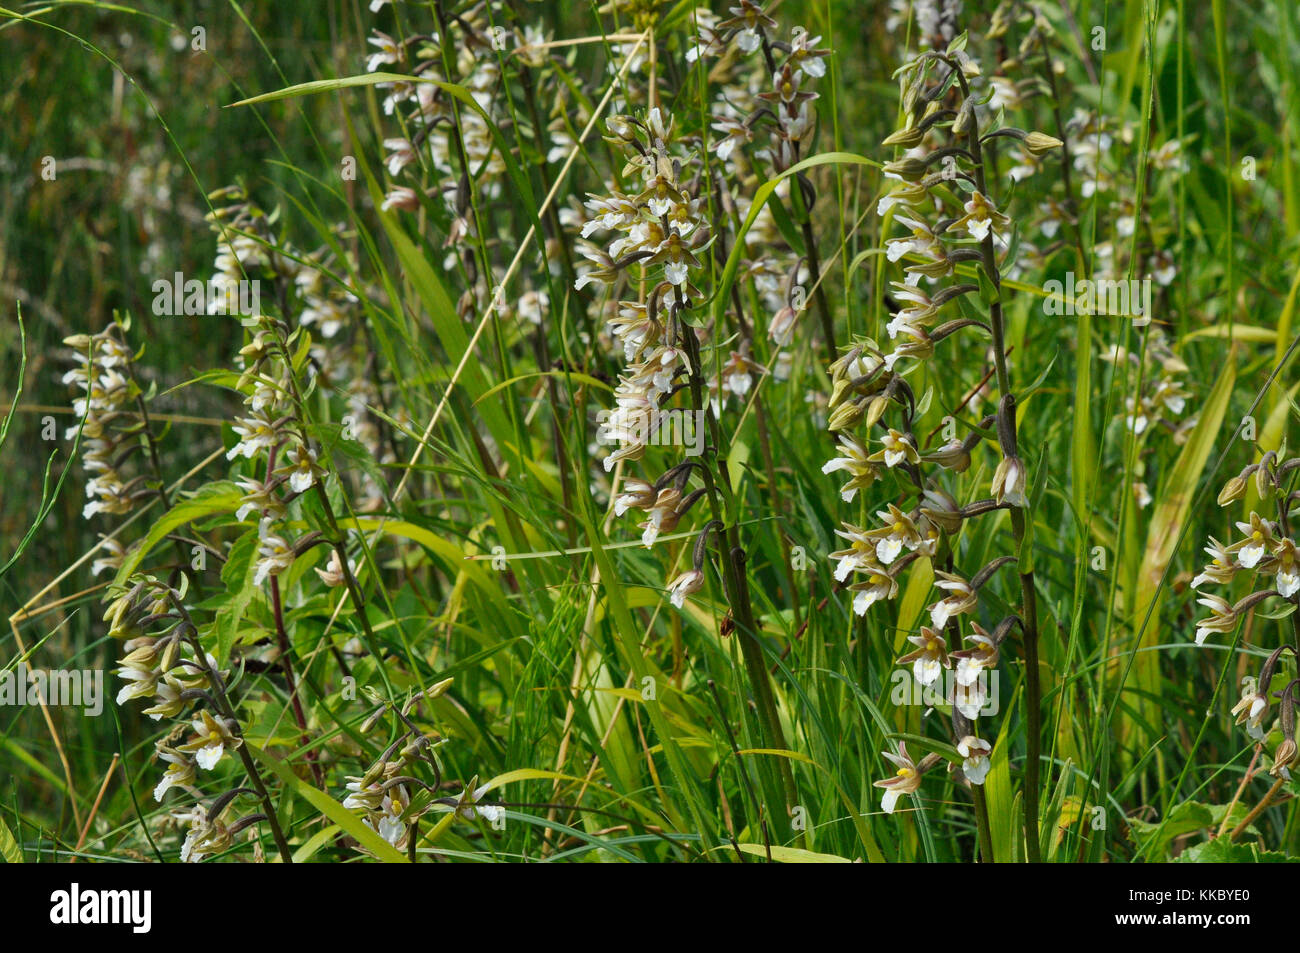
[0,814,22,863]
[113,482,243,585]
[1127,800,1213,860]
[210,530,260,663]
[1173,837,1300,863]
[728,844,853,863]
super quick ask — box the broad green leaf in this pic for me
[730,843,852,863]
[113,482,242,584]
[0,815,21,863]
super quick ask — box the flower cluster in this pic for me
[368,2,558,329]
[888,0,966,52]
[583,110,711,442]
[342,680,503,854]
[206,187,392,512]
[342,703,440,853]
[821,26,1060,820]
[577,106,729,607]
[688,3,833,358]
[569,3,839,620]
[105,574,270,860]
[63,324,153,523]
[1192,454,1300,776]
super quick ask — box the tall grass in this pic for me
[0,0,1298,864]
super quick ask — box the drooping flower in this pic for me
[870,429,920,469]
[666,569,706,609]
[1231,687,1269,742]
[253,527,296,587]
[897,626,951,686]
[850,567,900,616]
[178,710,242,771]
[1193,594,1237,646]
[873,743,922,814]
[992,454,1027,508]
[821,434,880,503]
[957,736,992,785]
[928,571,977,630]
[951,623,999,687]
[1228,513,1278,569]
[1262,538,1300,598]
[829,523,881,582]
[1190,537,1237,589]
[867,504,923,565]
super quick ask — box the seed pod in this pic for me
[1255,453,1278,500]
[995,394,1018,457]
[1258,644,1294,697]
[361,704,388,735]
[159,635,181,673]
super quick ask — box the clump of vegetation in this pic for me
[2,0,1299,864]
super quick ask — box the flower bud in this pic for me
[1217,474,1247,506]
[920,489,963,534]
[360,705,388,735]
[882,157,928,182]
[883,126,924,149]
[953,50,981,77]
[666,569,706,608]
[828,376,854,410]
[1255,459,1277,501]
[1274,739,1298,774]
[952,97,975,136]
[1023,131,1064,156]
[159,636,182,673]
[828,399,866,432]
[426,677,455,700]
[864,394,892,429]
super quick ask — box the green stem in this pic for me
[971,783,995,863]
[680,315,798,830]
